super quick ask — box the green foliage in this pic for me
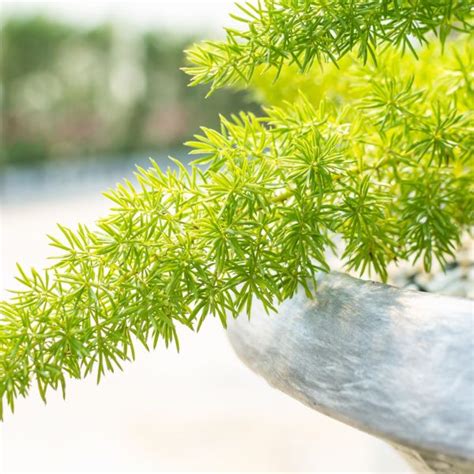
[248,33,474,110]
[183,0,473,93]
[0,0,473,419]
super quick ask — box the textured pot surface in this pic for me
[227,272,474,473]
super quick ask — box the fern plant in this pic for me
[1,0,473,419]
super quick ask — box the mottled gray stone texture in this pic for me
[227,272,474,473]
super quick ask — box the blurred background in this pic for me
[0,1,412,472]
[0,0,259,198]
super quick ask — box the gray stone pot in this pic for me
[227,272,474,473]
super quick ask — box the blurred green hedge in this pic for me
[0,16,258,166]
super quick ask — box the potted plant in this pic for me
[1,1,472,471]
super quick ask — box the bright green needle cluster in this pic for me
[1,0,473,419]
[183,0,473,93]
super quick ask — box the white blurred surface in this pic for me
[0,183,413,472]
[2,0,237,31]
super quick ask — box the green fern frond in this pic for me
[1,0,473,419]
[183,0,473,93]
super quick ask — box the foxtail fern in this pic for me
[1,0,473,419]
